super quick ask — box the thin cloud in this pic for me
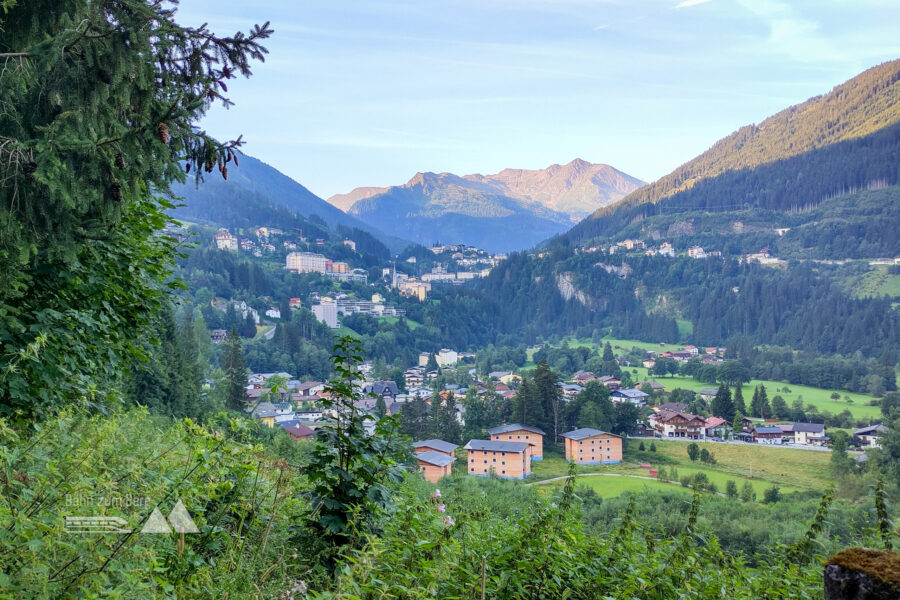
[674,0,713,8]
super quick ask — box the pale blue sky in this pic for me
[178,0,900,199]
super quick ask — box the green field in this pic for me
[529,440,823,502]
[521,336,883,420]
[626,366,881,420]
[379,316,423,329]
[556,475,693,498]
[847,266,900,299]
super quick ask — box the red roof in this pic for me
[704,417,727,429]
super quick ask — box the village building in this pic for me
[752,426,784,445]
[598,376,621,389]
[281,422,315,440]
[214,228,238,251]
[572,370,597,383]
[853,424,888,447]
[786,422,827,446]
[286,251,327,274]
[561,428,622,464]
[464,440,532,479]
[703,417,729,439]
[487,424,545,460]
[698,388,719,403]
[311,300,338,328]
[416,451,455,483]
[650,410,707,439]
[412,439,458,456]
[610,388,649,407]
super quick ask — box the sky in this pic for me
[177,0,900,199]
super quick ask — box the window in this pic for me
[421,466,426,472]
[502,470,506,475]
[516,435,520,439]
[525,435,529,439]
[579,441,582,445]
[483,460,487,464]
[492,458,496,463]
[501,461,505,465]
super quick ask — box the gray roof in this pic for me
[853,424,887,436]
[698,388,719,396]
[754,426,783,435]
[612,388,649,398]
[561,428,620,441]
[791,422,825,433]
[465,439,531,453]
[413,439,459,453]
[416,450,455,467]
[487,423,545,436]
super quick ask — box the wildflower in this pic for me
[437,504,446,513]
[432,489,441,499]
[444,516,455,526]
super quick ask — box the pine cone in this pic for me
[156,122,170,144]
[185,162,191,173]
[111,181,122,202]
[222,166,228,180]
[115,153,125,169]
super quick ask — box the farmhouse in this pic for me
[752,426,784,445]
[416,451,455,483]
[610,388,649,407]
[487,424,545,460]
[650,410,707,440]
[412,439,458,456]
[464,440,532,479]
[703,417,729,439]
[561,428,622,464]
[786,422,827,446]
[853,424,888,447]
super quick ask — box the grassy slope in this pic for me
[526,336,882,420]
[528,440,824,501]
[625,366,882,420]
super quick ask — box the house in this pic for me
[650,410,707,440]
[404,367,426,387]
[655,402,688,413]
[293,381,325,399]
[487,424,545,460]
[787,422,827,446]
[558,382,583,398]
[610,388,649,407]
[853,424,888,447]
[209,329,227,343]
[752,426,784,445]
[499,373,522,386]
[251,402,294,427]
[214,228,238,251]
[294,410,323,421]
[281,422,315,440]
[683,345,699,356]
[488,371,511,381]
[698,388,719,403]
[464,440,532,479]
[412,439,458,456]
[687,246,706,259]
[598,376,621,389]
[637,380,665,393]
[363,381,399,401]
[416,451,455,483]
[703,417,729,439]
[642,358,656,369]
[572,370,597,383]
[288,297,302,309]
[561,428,622,464]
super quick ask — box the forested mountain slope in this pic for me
[567,59,900,244]
[171,154,410,251]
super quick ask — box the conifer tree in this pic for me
[0,2,271,422]
[223,328,248,412]
[751,384,771,418]
[711,384,735,422]
[733,385,746,416]
[533,360,562,442]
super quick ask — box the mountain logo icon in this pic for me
[140,499,200,534]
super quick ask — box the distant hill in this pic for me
[327,159,643,252]
[567,59,900,244]
[171,154,409,251]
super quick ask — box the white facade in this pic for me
[312,301,338,328]
[214,229,238,251]
[286,251,327,274]
[437,349,458,367]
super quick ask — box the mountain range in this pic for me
[327,160,644,252]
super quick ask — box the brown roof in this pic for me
[284,423,315,439]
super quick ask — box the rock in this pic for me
[824,548,900,600]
